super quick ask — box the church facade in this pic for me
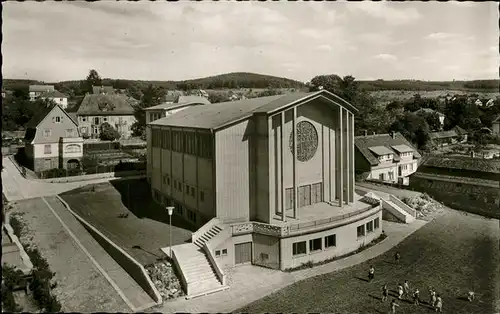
[147,90,382,271]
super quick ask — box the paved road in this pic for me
[2,157,143,201]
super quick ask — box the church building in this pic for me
[147,90,382,294]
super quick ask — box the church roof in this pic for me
[150,90,357,131]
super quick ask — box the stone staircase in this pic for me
[171,243,226,298]
[365,191,416,224]
[193,225,223,248]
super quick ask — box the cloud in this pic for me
[425,32,458,40]
[314,44,332,51]
[1,1,497,82]
[373,54,398,61]
[449,1,478,8]
[347,2,421,25]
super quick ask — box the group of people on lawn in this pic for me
[367,252,474,313]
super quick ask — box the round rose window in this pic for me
[289,121,318,162]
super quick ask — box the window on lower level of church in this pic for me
[357,225,365,237]
[309,238,322,252]
[292,241,306,256]
[366,221,374,233]
[325,234,336,248]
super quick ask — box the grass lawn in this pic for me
[60,179,194,266]
[238,209,499,314]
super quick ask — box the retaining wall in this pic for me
[38,170,146,183]
[56,196,162,304]
[409,175,500,219]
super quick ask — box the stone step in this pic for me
[188,278,223,295]
[185,272,217,283]
[181,263,214,272]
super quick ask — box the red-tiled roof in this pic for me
[77,94,137,116]
[422,155,500,174]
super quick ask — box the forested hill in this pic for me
[2,74,499,93]
[357,79,499,92]
[1,72,306,92]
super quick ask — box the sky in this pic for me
[2,1,498,83]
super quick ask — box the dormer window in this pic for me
[55,116,61,123]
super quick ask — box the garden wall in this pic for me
[409,174,500,219]
[55,196,162,305]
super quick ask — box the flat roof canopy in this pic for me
[391,144,413,153]
[368,146,394,156]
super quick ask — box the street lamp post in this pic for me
[166,206,174,258]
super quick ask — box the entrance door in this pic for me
[298,185,312,207]
[234,242,252,265]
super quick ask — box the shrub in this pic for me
[9,214,24,238]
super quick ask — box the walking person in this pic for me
[382,284,389,302]
[397,283,404,300]
[395,252,401,264]
[468,291,475,302]
[368,265,375,282]
[435,295,443,312]
[413,288,420,306]
[403,280,410,297]
[390,299,400,314]
[431,289,437,308]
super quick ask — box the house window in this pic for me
[325,234,336,248]
[309,238,322,252]
[167,177,170,185]
[55,116,61,123]
[190,187,195,197]
[222,249,227,256]
[456,183,462,187]
[43,129,51,138]
[366,221,374,233]
[82,117,86,122]
[163,175,168,185]
[185,184,190,194]
[292,241,306,256]
[200,191,205,202]
[388,172,394,180]
[94,117,99,125]
[104,117,108,122]
[44,144,51,154]
[409,163,414,171]
[215,250,221,257]
[374,218,380,230]
[357,225,365,237]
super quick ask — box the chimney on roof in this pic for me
[391,131,396,139]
